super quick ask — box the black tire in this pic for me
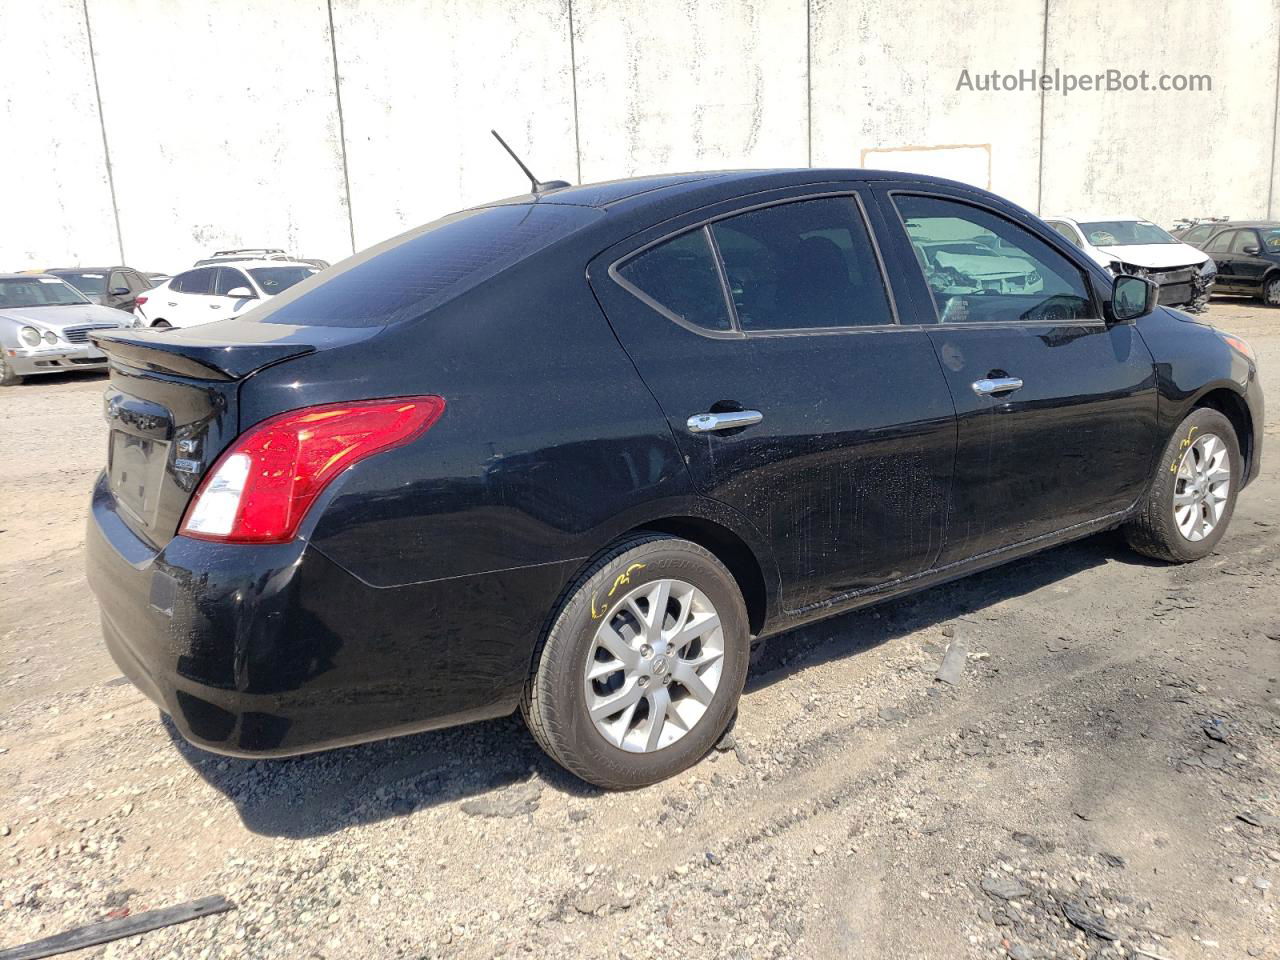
[1123,408,1241,562]
[151,319,171,329]
[1262,274,1280,307]
[522,533,750,789]
[0,353,22,386]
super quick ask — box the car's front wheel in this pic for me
[0,354,22,386]
[1124,407,1241,562]
[151,319,172,329]
[522,534,750,789]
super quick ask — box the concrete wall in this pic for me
[1039,0,1280,226]
[0,1,119,266]
[3,0,1279,272]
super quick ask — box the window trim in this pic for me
[608,189,904,339]
[886,189,1107,328]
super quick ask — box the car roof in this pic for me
[1046,215,1158,224]
[183,259,316,270]
[0,272,61,280]
[484,168,982,211]
[1211,220,1280,229]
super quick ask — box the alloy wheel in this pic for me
[1265,278,1280,306]
[1172,433,1231,542]
[582,578,725,753]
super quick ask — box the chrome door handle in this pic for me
[971,377,1024,397]
[687,410,764,433]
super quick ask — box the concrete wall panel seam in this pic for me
[569,0,583,184]
[327,0,357,255]
[806,0,812,168]
[1035,0,1048,216]
[80,0,124,263]
[1269,17,1280,218]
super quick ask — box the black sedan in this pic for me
[46,266,153,312]
[1188,221,1280,306]
[87,170,1264,788]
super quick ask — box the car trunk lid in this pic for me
[91,320,377,547]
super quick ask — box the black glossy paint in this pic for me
[86,169,1264,758]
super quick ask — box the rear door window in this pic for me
[1048,221,1083,247]
[1230,230,1262,254]
[710,197,893,331]
[1206,230,1236,254]
[173,268,215,295]
[893,194,1095,324]
[615,229,732,332]
[1182,225,1213,248]
[213,267,252,296]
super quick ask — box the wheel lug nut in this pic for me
[638,676,649,687]
[640,644,653,657]
[662,675,671,686]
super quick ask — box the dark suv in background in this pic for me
[47,266,153,312]
[87,170,1263,789]
[1182,221,1280,306]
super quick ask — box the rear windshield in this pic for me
[52,271,108,294]
[255,204,600,327]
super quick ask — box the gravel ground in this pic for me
[1,300,1277,960]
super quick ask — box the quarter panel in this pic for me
[242,259,697,589]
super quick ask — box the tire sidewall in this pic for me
[541,541,749,789]
[1153,409,1241,560]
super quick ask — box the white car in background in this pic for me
[1042,215,1216,310]
[134,260,320,329]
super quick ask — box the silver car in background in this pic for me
[0,274,137,386]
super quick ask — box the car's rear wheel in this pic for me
[1263,274,1280,307]
[1124,407,1241,562]
[522,534,750,789]
[0,353,21,386]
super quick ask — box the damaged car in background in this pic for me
[1043,216,1215,312]
[910,237,1043,296]
[0,274,138,386]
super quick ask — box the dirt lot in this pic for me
[1,300,1277,960]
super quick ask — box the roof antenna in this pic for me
[490,129,571,194]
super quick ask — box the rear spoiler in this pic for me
[91,330,315,380]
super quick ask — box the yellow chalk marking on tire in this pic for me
[590,562,647,619]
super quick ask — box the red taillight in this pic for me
[135,295,148,307]
[180,396,445,544]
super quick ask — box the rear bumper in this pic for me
[86,472,571,757]
[6,343,108,375]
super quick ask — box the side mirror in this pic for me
[225,286,256,299]
[1242,245,1260,256]
[109,286,129,296]
[1108,275,1157,323]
